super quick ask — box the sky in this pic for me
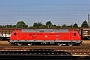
[0,0,90,27]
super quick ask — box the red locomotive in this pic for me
[9,29,81,46]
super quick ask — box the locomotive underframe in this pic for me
[9,40,81,46]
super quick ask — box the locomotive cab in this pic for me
[68,31,81,46]
[72,31,81,40]
[9,30,21,44]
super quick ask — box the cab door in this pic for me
[70,32,74,40]
[70,32,77,40]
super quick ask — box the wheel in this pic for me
[76,43,80,46]
[28,44,32,46]
[68,43,73,46]
[58,43,62,46]
[17,43,22,46]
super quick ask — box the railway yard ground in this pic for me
[0,40,89,57]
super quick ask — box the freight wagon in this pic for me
[0,28,21,40]
[80,28,90,40]
[9,29,81,46]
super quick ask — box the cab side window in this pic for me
[74,33,76,36]
[14,33,16,35]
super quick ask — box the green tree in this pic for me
[50,24,57,28]
[73,23,78,28]
[12,25,16,28]
[2,25,6,28]
[62,24,67,28]
[56,24,61,29]
[46,21,52,28]
[37,22,43,28]
[81,20,89,28]
[67,25,72,28]
[29,26,34,28]
[33,22,43,28]
[33,22,38,28]
[5,25,14,28]
[16,21,28,28]
[0,25,3,28]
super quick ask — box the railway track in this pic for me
[0,46,90,50]
[0,40,90,56]
[0,46,89,56]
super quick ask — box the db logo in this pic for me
[45,35,48,38]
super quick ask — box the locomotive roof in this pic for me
[22,29,69,32]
